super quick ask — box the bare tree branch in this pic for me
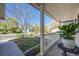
[5,4,34,37]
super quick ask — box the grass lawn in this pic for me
[13,37,40,52]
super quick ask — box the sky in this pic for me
[5,3,53,27]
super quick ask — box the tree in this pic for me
[44,25,50,33]
[50,20,59,29]
[34,25,40,34]
[6,17,18,27]
[0,17,22,34]
[5,4,34,37]
[32,24,50,35]
[0,22,10,34]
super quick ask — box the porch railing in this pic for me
[44,32,60,52]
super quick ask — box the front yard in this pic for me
[13,36,40,53]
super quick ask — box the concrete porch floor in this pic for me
[45,39,76,56]
[45,39,62,56]
[0,41,24,56]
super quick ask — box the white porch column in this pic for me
[40,4,45,56]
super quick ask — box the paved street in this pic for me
[0,34,17,43]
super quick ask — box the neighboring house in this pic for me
[50,27,59,33]
[0,19,5,22]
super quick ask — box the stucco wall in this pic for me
[0,3,4,19]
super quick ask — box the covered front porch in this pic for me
[34,3,79,56]
[0,3,79,56]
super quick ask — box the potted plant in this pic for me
[58,23,79,49]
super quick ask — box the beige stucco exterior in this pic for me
[0,3,4,19]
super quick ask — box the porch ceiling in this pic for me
[45,3,79,22]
